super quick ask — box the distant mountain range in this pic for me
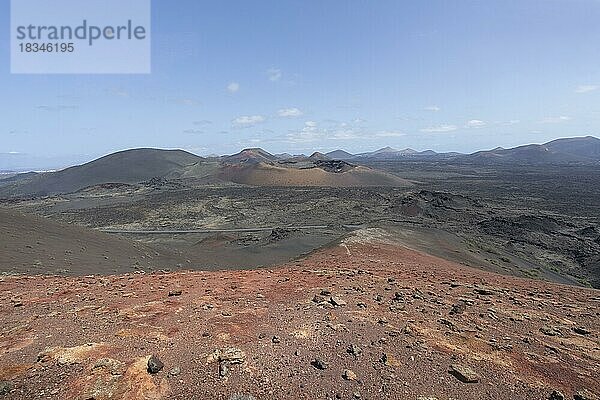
[463,136,600,164]
[0,136,598,197]
[345,146,452,160]
[326,136,600,163]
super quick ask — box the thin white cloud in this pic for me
[540,116,571,124]
[267,68,282,82]
[175,98,201,106]
[283,121,405,143]
[375,131,405,138]
[277,107,303,117]
[420,124,458,133]
[193,120,212,126]
[227,82,240,93]
[232,115,266,128]
[424,105,440,112]
[35,105,78,112]
[465,119,486,128]
[575,85,598,94]
[183,129,205,134]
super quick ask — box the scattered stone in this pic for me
[169,367,181,377]
[381,353,401,367]
[208,348,246,378]
[168,290,182,297]
[448,364,479,383]
[450,300,468,315]
[540,326,561,336]
[228,395,257,400]
[219,362,229,378]
[393,292,404,301]
[0,381,11,396]
[312,294,326,303]
[402,325,414,335]
[311,359,328,370]
[439,318,457,332]
[330,296,347,307]
[343,369,358,381]
[474,288,494,296]
[573,327,591,335]
[320,289,332,296]
[272,336,281,344]
[548,390,565,400]
[209,348,246,364]
[389,303,404,312]
[347,344,362,357]
[147,355,164,374]
[574,389,599,400]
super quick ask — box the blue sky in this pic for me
[1,0,600,168]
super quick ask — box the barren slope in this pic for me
[0,229,597,399]
[219,162,412,187]
[0,208,185,275]
[0,149,202,197]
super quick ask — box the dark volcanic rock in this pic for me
[147,355,164,374]
[572,327,591,335]
[474,287,494,296]
[311,359,328,370]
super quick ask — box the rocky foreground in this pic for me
[0,229,598,400]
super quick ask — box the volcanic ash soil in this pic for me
[0,235,598,400]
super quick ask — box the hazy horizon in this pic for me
[1,134,598,172]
